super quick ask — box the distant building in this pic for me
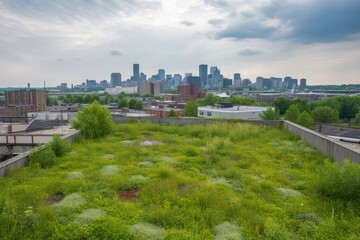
[209,66,221,87]
[133,64,140,82]
[86,79,97,88]
[199,64,208,87]
[139,82,160,96]
[140,72,147,82]
[242,78,252,87]
[198,105,269,119]
[158,69,165,81]
[173,74,182,87]
[0,90,47,116]
[105,86,138,95]
[256,77,271,89]
[163,84,206,103]
[111,73,121,87]
[270,77,282,89]
[283,76,297,89]
[234,73,241,87]
[222,78,232,88]
[99,80,109,88]
[60,83,68,89]
[300,78,307,88]
[185,76,201,87]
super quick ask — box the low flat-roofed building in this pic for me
[198,105,269,119]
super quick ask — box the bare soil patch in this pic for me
[119,188,139,201]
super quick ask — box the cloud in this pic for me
[218,19,278,39]
[208,18,224,27]
[180,21,194,27]
[110,50,122,56]
[238,48,262,56]
[217,0,360,44]
[204,0,229,9]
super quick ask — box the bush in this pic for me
[72,100,113,139]
[50,134,70,157]
[317,160,360,200]
[29,145,56,168]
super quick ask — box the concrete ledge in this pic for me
[283,120,360,165]
[0,130,81,177]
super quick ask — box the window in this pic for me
[199,111,204,115]
[207,112,212,116]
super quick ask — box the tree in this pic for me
[352,110,360,125]
[289,98,308,112]
[169,109,176,117]
[203,93,221,106]
[274,96,290,115]
[128,99,137,109]
[259,108,280,120]
[72,101,113,139]
[284,105,300,122]
[118,98,129,109]
[184,100,198,117]
[311,106,339,123]
[297,111,314,128]
[50,134,70,157]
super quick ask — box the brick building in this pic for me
[0,90,47,116]
[164,84,205,103]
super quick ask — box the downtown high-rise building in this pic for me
[133,64,140,82]
[158,69,165,81]
[234,73,241,86]
[111,73,121,87]
[199,64,208,87]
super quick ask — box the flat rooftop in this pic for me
[198,106,269,113]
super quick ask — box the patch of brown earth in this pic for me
[47,192,64,204]
[119,189,139,201]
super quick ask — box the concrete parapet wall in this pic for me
[283,121,360,165]
[0,130,81,177]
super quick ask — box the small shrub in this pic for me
[50,134,70,157]
[53,193,86,208]
[129,222,165,240]
[29,144,56,168]
[100,165,119,177]
[76,208,106,223]
[214,221,243,240]
[317,159,360,200]
[277,188,301,199]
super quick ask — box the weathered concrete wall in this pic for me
[111,115,283,127]
[0,130,81,177]
[283,121,360,165]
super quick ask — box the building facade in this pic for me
[199,64,208,87]
[111,73,121,87]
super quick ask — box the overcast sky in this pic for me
[1,0,360,87]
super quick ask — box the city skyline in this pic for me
[1,0,360,87]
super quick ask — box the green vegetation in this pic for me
[169,109,176,118]
[72,101,113,139]
[259,108,280,120]
[284,105,300,122]
[184,100,198,117]
[311,106,339,123]
[1,122,360,239]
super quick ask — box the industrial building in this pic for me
[198,103,268,119]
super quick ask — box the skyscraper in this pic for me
[234,73,241,87]
[158,69,165,81]
[300,78,307,88]
[199,64,208,87]
[133,64,140,82]
[111,73,121,87]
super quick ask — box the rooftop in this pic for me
[198,105,269,113]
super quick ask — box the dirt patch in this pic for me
[119,189,139,201]
[47,192,64,204]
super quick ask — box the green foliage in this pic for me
[128,98,143,110]
[284,105,300,122]
[297,111,314,127]
[1,122,360,239]
[198,93,221,106]
[274,96,290,115]
[49,134,70,157]
[228,96,256,106]
[289,98,308,112]
[311,106,339,123]
[29,144,56,168]
[259,108,280,120]
[317,160,360,200]
[184,100,198,117]
[118,98,129,109]
[352,110,360,125]
[169,109,176,117]
[72,100,113,139]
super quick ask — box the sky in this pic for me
[0,0,360,87]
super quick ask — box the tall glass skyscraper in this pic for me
[133,64,140,82]
[199,64,208,87]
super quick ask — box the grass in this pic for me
[0,122,359,239]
